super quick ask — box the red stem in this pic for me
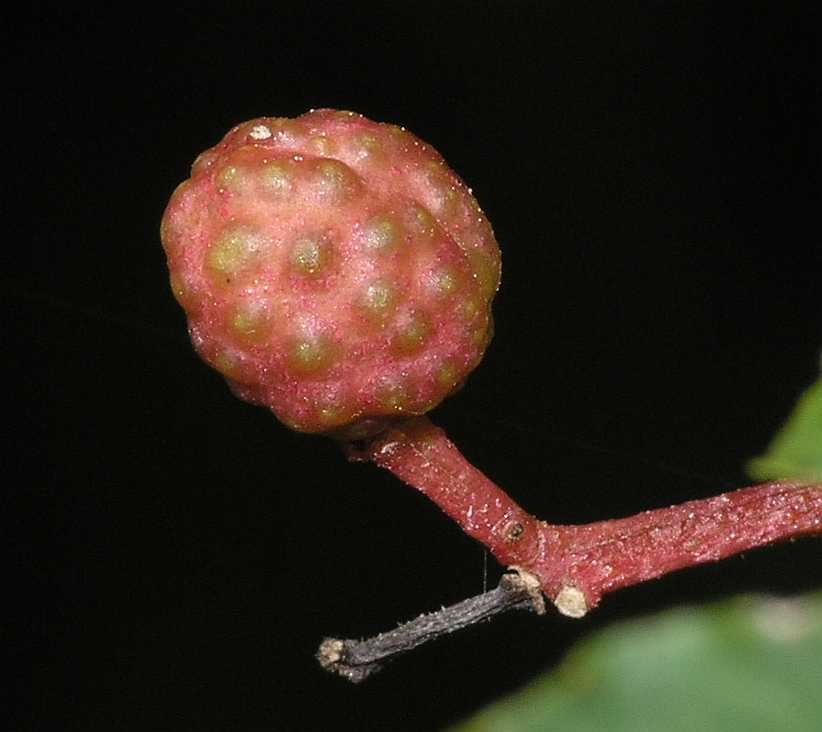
[358,417,822,617]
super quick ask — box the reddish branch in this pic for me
[354,417,822,618]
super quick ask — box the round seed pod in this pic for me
[161,109,500,438]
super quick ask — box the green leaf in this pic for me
[450,593,822,732]
[748,351,822,482]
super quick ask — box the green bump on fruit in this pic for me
[168,271,184,300]
[160,181,190,255]
[361,280,396,318]
[429,267,459,297]
[206,226,263,282]
[260,162,293,197]
[471,312,494,348]
[160,219,177,255]
[291,233,332,277]
[471,323,489,346]
[216,165,240,190]
[426,162,459,214]
[362,215,399,252]
[468,250,501,299]
[191,150,217,174]
[393,311,431,353]
[168,272,201,312]
[214,350,241,378]
[316,400,354,429]
[314,159,360,203]
[436,362,459,388]
[412,206,436,235]
[376,378,410,411]
[459,297,483,325]
[231,304,271,345]
[356,133,380,159]
[309,136,334,156]
[289,336,335,374]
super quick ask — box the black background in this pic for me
[7,3,820,730]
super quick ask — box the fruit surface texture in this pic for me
[161,109,500,436]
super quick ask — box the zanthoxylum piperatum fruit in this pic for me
[161,109,822,619]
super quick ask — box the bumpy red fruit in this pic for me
[161,110,501,437]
